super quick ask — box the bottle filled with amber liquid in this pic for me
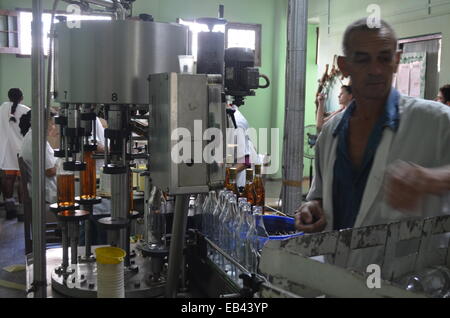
[227,167,239,196]
[80,151,96,200]
[223,154,233,190]
[243,168,256,206]
[56,158,75,207]
[253,164,265,211]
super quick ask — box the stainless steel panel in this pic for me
[149,73,224,194]
[206,84,225,186]
[54,20,188,104]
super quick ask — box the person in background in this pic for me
[226,101,259,190]
[316,85,354,132]
[19,110,58,209]
[436,84,450,106]
[0,88,31,219]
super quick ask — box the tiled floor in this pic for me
[0,207,27,298]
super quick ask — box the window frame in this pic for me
[14,8,112,58]
[0,9,21,54]
[225,22,262,67]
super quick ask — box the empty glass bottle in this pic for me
[236,202,252,266]
[193,193,205,231]
[253,206,269,251]
[397,265,450,298]
[202,191,217,238]
[211,190,228,244]
[245,207,259,273]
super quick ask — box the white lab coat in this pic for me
[94,117,106,174]
[226,106,259,188]
[0,101,31,170]
[307,95,450,271]
[20,130,58,203]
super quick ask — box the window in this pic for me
[0,10,20,54]
[17,10,111,56]
[178,19,262,66]
[226,22,261,66]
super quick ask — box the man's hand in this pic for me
[384,161,450,212]
[294,200,327,233]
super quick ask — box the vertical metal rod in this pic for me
[165,194,189,298]
[70,223,78,264]
[84,206,92,258]
[61,222,69,269]
[111,174,128,251]
[31,0,47,298]
[281,0,308,215]
[125,224,131,267]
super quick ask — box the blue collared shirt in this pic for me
[332,89,400,230]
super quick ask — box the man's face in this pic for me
[436,91,446,104]
[338,87,353,106]
[339,30,400,101]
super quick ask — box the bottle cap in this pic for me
[246,168,253,180]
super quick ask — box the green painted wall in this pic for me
[309,0,450,90]
[0,0,319,181]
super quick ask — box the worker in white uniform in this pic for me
[19,110,58,213]
[295,18,450,271]
[226,101,259,189]
[0,88,31,219]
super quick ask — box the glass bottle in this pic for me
[202,191,217,238]
[236,202,252,266]
[80,151,96,200]
[193,193,205,231]
[397,265,450,298]
[245,207,259,273]
[223,195,239,280]
[211,190,226,244]
[243,168,256,206]
[224,154,233,190]
[224,195,239,257]
[209,190,226,263]
[253,164,265,211]
[227,167,239,196]
[218,192,233,251]
[56,158,75,207]
[253,206,269,258]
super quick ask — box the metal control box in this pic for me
[149,73,226,194]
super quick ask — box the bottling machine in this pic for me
[26,0,278,298]
[27,0,450,299]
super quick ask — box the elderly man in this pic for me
[295,18,450,269]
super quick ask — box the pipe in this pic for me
[46,0,59,116]
[165,194,189,298]
[281,0,308,215]
[62,0,126,19]
[31,0,47,298]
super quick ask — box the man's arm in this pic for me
[294,132,328,233]
[233,154,251,173]
[316,94,326,132]
[45,167,56,177]
[384,162,450,211]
